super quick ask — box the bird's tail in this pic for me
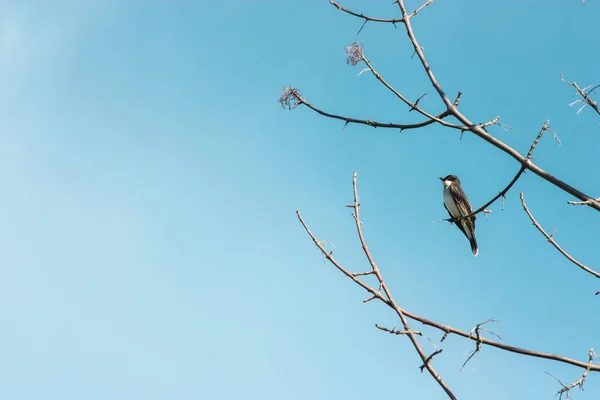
[470,237,478,257]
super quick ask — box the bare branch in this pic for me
[449,166,526,223]
[330,1,405,25]
[420,349,444,372]
[409,0,435,19]
[351,270,374,277]
[347,171,457,399]
[460,319,502,372]
[548,348,597,400]
[297,174,600,377]
[329,0,435,26]
[363,295,378,303]
[375,324,422,336]
[568,197,600,207]
[441,121,555,225]
[390,0,600,211]
[520,192,600,279]
[561,73,600,117]
[290,3,600,210]
[478,115,500,130]
[280,86,454,131]
[359,54,462,130]
[526,120,551,159]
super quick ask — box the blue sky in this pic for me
[0,0,598,399]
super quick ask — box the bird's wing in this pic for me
[449,184,475,220]
[449,183,476,240]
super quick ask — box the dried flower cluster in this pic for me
[345,41,364,66]
[278,87,301,110]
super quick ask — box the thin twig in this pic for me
[526,121,550,159]
[448,121,552,223]
[548,348,597,400]
[420,349,444,372]
[449,167,526,223]
[568,197,600,207]
[409,0,435,19]
[561,73,600,116]
[375,324,422,336]
[330,1,405,24]
[282,87,455,131]
[520,193,600,279]
[348,172,457,399]
[460,319,502,372]
[359,55,462,130]
[351,271,374,277]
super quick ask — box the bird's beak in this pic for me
[439,177,444,181]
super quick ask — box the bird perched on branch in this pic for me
[440,175,478,256]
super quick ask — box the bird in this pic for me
[440,175,478,256]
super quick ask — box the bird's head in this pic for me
[440,175,461,187]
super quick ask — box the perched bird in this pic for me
[440,175,478,256]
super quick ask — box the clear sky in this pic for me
[0,1,599,399]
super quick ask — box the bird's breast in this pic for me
[443,187,460,217]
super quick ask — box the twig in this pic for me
[420,349,444,372]
[375,324,422,336]
[280,86,456,131]
[460,318,502,372]
[547,348,597,400]
[526,121,551,159]
[445,121,552,223]
[520,193,600,279]
[479,115,500,129]
[448,167,526,223]
[568,197,600,207]
[409,0,435,19]
[561,73,600,116]
[330,1,405,24]
[329,0,434,26]
[359,54,462,130]
[347,172,457,399]
[351,271,374,277]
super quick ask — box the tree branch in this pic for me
[388,0,600,211]
[347,171,457,399]
[330,1,405,25]
[561,73,600,117]
[358,51,462,130]
[547,348,598,400]
[376,324,422,336]
[450,120,555,222]
[568,197,600,207]
[409,0,435,19]
[460,318,502,372]
[320,1,600,211]
[449,166,525,223]
[297,173,600,385]
[279,86,453,131]
[520,192,600,280]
